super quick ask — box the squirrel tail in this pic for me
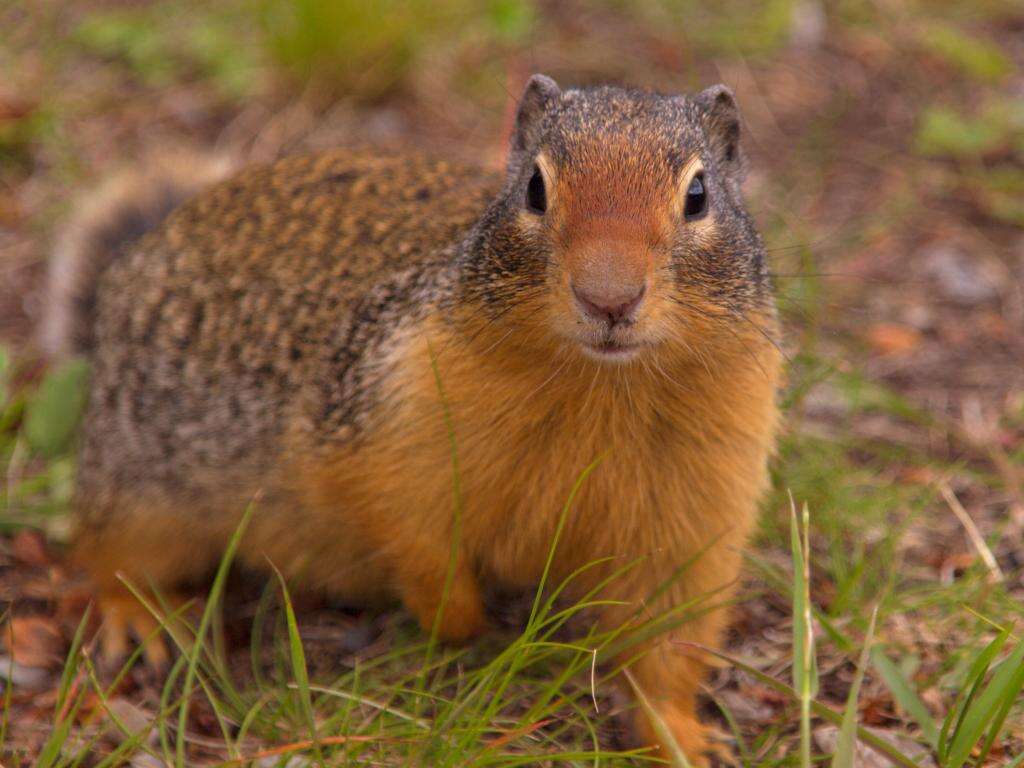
[42,150,236,359]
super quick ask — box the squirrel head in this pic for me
[459,75,772,366]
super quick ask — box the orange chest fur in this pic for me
[320,320,783,591]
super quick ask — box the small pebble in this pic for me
[922,244,998,306]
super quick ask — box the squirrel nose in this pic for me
[572,283,646,325]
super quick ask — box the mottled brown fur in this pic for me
[56,76,782,763]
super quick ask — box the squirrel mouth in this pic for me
[581,339,643,362]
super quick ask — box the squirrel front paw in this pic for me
[633,705,711,767]
[94,587,191,671]
[399,570,487,643]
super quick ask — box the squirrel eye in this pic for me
[684,173,707,220]
[526,165,547,214]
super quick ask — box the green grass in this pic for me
[8,484,1022,765]
[24,512,672,765]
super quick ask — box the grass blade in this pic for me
[1,611,13,753]
[791,499,817,768]
[272,566,322,763]
[527,453,606,630]
[36,607,91,768]
[945,636,1024,768]
[832,606,877,768]
[683,640,921,768]
[938,624,1010,761]
[173,503,253,767]
[870,647,939,749]
[623,668,691,768]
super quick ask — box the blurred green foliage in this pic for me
[919,23,1013,83]
[259,0,427,99]
[75,12,179,84]
[628,0,798,58]
[23,358,89,458]
[0,348,8,409]
[74,4,261,98]
[967,166,1024,226]
[915,101,1024,160]
[915,99,1024,225]
[0,107,55,170]
[0,351,86,533]
[259,0,535,100]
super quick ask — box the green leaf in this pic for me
[871,647,939,748]
[24,358,89,456]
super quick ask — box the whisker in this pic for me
[621,362,636,418]
[476,325,515,357]
[521,351,571,403]
[736,310,791,364]
[666,294,773,383]
[580,360,603,416]
[440,283,547,356]
[652,356,693,397]
[768,271,868,280]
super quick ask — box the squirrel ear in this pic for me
[696,84,742,168]
[509,74,560,161]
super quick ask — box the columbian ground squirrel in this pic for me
[47,75,782,762]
